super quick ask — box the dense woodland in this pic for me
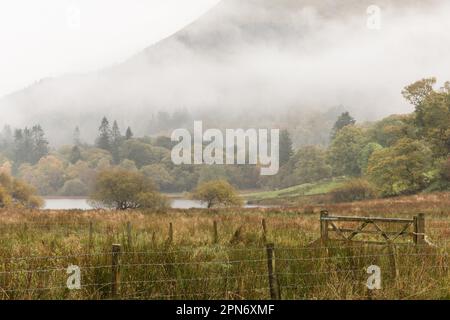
[0,78,449,198]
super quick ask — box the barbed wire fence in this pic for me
[0,213,449,300]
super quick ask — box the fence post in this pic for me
[320,210,329,243]
[88,221,93,250]
[126,221,132,248]
[213,221,218,244]
[261,219,268,244]
[167,222,173,245]
[387,243,399,281]
[414,213,426,247]
[111,244,121,298]
[265,243,281,300]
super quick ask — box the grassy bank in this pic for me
[244,178,346,205]
[0,202,449,300]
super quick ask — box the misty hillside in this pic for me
[0,0,449,145]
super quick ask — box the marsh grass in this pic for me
[0,205,449,300]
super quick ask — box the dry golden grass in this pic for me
[0,194,449,300]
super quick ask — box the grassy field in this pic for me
[0,194,449,300]
[244,178,347,205]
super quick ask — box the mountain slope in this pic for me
[0,0,448,144]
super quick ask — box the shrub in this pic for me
[0,185,12,207]
[330,179,378,203]
[136,192,169,212]
[0,172,43,208]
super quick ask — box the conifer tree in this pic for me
[330,111,356,140]
[31,125,49,164]
[111,120,122,164]
[125,126,133,140]
[96,117,112,151]
[73,126,81,146]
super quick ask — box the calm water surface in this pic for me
[43,198,225,210]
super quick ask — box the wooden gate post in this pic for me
[111,244,121,298]
[414,213,426,246]
[320,210,329,243]
[265,243,281,300]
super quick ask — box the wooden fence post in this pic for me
[387,243,399,281]
[320,210,329,243]
[414,213,426,247]
[126,221,132,248]
[167,222,173,245]
[261,219,268,244]
[213,221,218,244]
[265,243,281,300]
[88,221,93,249]
[111,244,121,298]
[152,231,156,246]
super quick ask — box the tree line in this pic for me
[0,77,449,201]
[270,78,450,199]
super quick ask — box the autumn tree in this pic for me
[192,180,243,208]
[368,114,416,147]
[154,136,173,149]
[402,77,436,107]
[402,78,450,157]
[120,140,169,168]
[66,160,96,191]
[358,142,383,174]
[268,145,331,188]
[18,155,65,195]
[367,138,433,196]
[0,172,43,208]
[292,146,332,184]
[89,169,168,210]
[60,179,88,197]
[328,126,367,177]
[69,145,82,164]
[140,164,174,191]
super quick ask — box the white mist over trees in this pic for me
[0,0,450,146]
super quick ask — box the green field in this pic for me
[244,179,347,205]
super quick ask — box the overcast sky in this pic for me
[0,0,221,97]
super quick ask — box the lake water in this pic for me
[43,198,222,210]
[44,198,94,210]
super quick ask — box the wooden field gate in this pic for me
[319,211,426,246]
